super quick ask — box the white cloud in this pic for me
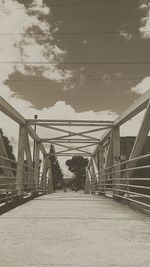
[120,31,132,40]
[139,2,150,38]
[29,0,50,15]
[0,0,72,83]
[131,77,150,94]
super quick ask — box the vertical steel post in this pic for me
[16,125,25,196]
[84,168,91,194]
[33,114,38,165]
[47,161,54,194]
[34,142,40,195]
[112,127,121,199]
[98,144,105,195]
[42,155,48,194]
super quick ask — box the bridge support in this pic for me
[16,125,25,196]
[84,169,91,194]
[98,144,105,195]
[112,126,121,199]
[34,142,40,195]
[129,100,150,172]
[24,129,34,195]
[47,162,54,194]
[41,155,54,195]
[42,155,48,194]
[92,157,99,194]
[90,164,96,194]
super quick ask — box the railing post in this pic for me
[24,129,34,195]
[126,162,130,204]
[34,142,40,195]
[112,126,121,200]
[90,162,96,194]
[84,168,91,194]
[98,144,105,195]
[6,187,9,205]
[42,155,48,194]
[16,125,25,197]
[47,161,54,194]
[92,157,99,194]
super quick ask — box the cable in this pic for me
[0,0,139,9]
[0,61,150,65]
[40,0,139,6]
[3,77,149,82]
[0,30,148,36]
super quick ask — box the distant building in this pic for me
[102,136,150,166]
[120,136,150,161]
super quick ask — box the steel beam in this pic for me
[30,123,113,127]
[16,125,25,195]
[26,119,113,124]
[56,149,92,155]
[0,97,46,155]
[36,124,103,141]
[41,139,98,144]
[92,90,150,158]
[49,153,91,157]
[114,89,150,127]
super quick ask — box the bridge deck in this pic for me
[0,192,150,267]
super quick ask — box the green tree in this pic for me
[65,156,88,191]
[49,145,63,191]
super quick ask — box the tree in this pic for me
[49,145,63,191]
[65,156,88,191]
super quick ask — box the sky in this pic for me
[0,0,150,176]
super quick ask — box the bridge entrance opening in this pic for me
[28,118,113,194]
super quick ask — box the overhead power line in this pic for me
[38,0,138,6]
[0,0,138,9]
[0,61,150,65]
[0,30,149,36]
[2,77,148,82]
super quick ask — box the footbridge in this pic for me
[0,90,150,266]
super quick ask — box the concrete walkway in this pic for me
[0,191,150,267]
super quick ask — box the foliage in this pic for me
[49,144,63,190]
[65,156,88,190]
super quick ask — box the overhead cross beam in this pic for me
[41,139,98,144]
[38,125,110,141]
[48,142,95,155]
[27,119,113,126]
[51,153,91,157]
[55,149,92,155]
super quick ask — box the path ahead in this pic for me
[0,192,150,267]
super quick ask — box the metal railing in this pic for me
[0,155,48,206]
[89,154,150,213]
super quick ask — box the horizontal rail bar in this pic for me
[104,153,150,172]
[104,183,150,190]
[113,194,150,209]
[100,177,150,181]
[103,164,150,177]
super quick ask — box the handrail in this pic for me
[87,154,150,213]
